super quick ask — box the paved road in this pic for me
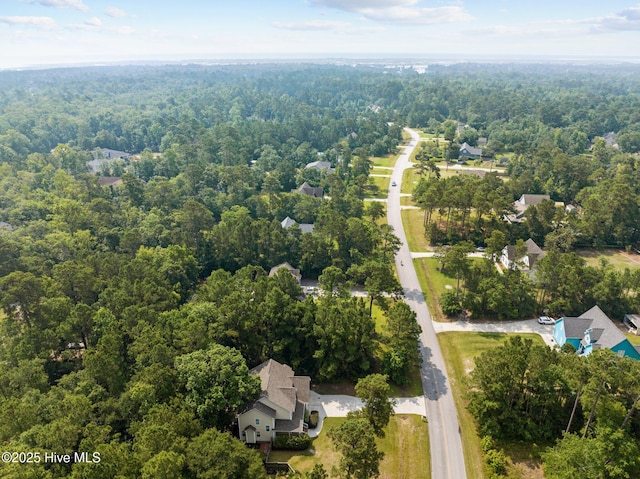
[389,129,467,479]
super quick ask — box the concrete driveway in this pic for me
[433,317,556,347]
[306,391,426,438]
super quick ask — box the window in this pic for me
[266,426,270,432]
[257,432,261,437]
[255,418,260,425]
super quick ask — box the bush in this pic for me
[440,290,463,316]
[485,448,507,476]
[273,433,311,450]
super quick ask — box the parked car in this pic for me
[391,180,397,187]
[537,316,555,325]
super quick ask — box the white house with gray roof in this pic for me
[237,359,311,444]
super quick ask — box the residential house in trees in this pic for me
[458,142,482,161]
[504,194,551,224]
[237,359,311,444]
[553,305,640,359]
[269,262,302,285]
[281,216,314,234]
[292,181,324,198]
[305,160,334,175]
[500,238,544,271]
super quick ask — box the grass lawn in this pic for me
[372,154,399,168]
[276,415,430,479]
[400,196,416,207]
[401,167,421,195]
[576,249,640,270]
[413,257,451,321]
[365,176,391,199]
[438,332,547,479]
[371,167,393,175]
[625,333,640,346]
[401,209,430,252]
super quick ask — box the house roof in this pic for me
[293,182,324,198]
[254,401,277,418]
[249,359,311,414]
[268,262,302,283]
[305,161,334,173]
[98,176,123,187]
[281,217,314,234]
[0,221,14,231]
[100,148,130,159]
[275,400,307,434]
[518,194,550,206]
[459,142,482,157]
[525,238,543,256]
[562,305,627,352]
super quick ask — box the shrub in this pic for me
[273,433,311,450]
[485,448,507,476]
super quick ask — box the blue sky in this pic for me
[2,0,640,68]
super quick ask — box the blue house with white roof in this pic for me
[553,305,640,360]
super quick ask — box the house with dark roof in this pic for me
[504,194,551,224]
[281,216,314,234]
[269,262,302,285]
[292,182,324,198]
[458,142,482,161]
[98,176,123,188]
[237,359,311,444]
[500,238,544,271]
[553,305,640,359]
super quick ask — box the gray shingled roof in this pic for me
[281,217,314,234]
[562,306,627,351]
[268,262,302,283]
[254,401,277,418]
[249,359,311,414]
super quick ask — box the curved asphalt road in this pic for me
[388,129,467,479]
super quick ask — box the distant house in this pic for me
[0,221,14,232]
[458,142,482,161]
[292,182,324,198]
[269,262,302,285]
[604,132,617,147]
[504,194,551,224]
[477,137,488,147]
[98,176,123,188]
[281,216,314,234]
[305,161,334,174]
[89,148,131,174]
[553,305,640,359]
[238,359,311,444]
[500,238,544,270]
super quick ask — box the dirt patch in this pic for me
[312,381,356,396]
[513,458,545,479]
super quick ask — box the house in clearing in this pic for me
[553,305,640,359]
[504,194,551,224]
[458,142,482,161]
[237,359,311,445]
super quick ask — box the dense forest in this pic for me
[1,62,640,477]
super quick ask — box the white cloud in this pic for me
[23,0,89,12]
[0,16,56,28]
[311,0,471,25]
[311,0,417,10]
[359,5,471,24]
[105,7,129,18]
[85,17,102,27]
[272,20,352,31]
[590,6,640,32]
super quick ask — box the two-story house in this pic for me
[238,359,311,444]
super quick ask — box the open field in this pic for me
[413,257,447,322]
[272,415,430,478]
[438,332,548,479]
[576,249,640,270]
[371,154,400,168]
